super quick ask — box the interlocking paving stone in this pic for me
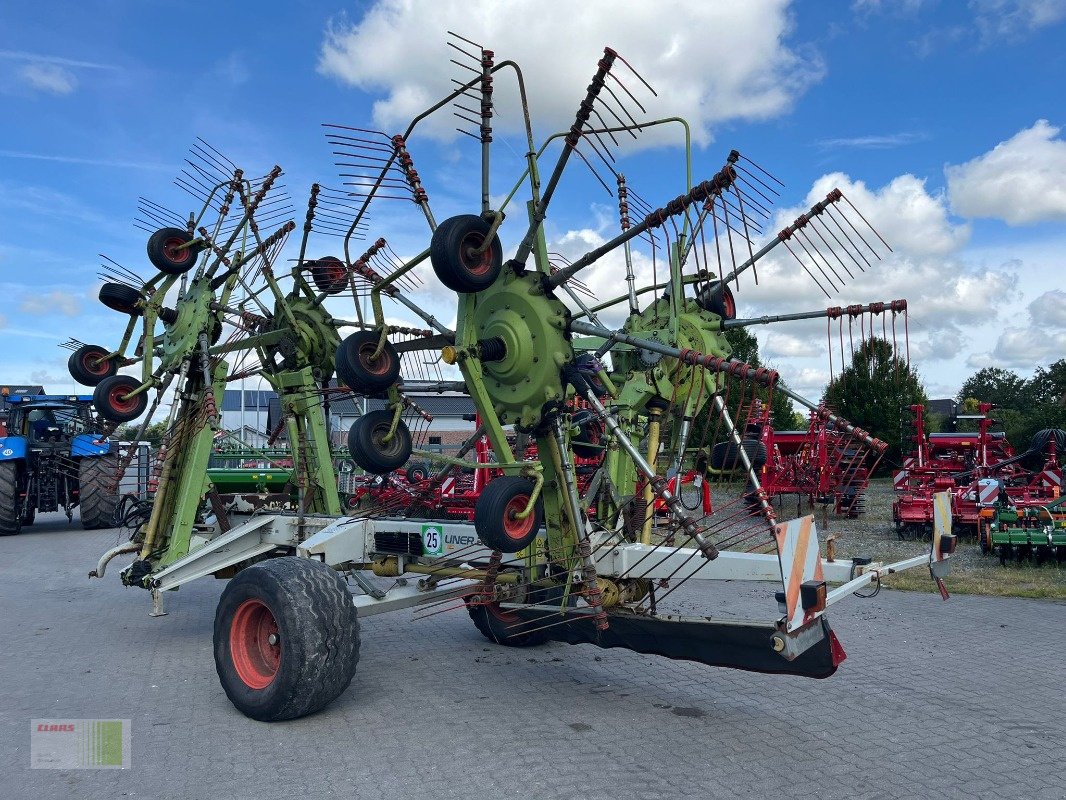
[1,514,1063,799]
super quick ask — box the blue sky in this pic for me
[2,0,1065,403]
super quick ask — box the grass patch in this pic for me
[882,562,1066,600]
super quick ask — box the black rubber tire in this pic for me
[93,376,148,423]
[429,214,503,293]
[347,410,412,474]
[571,413,605,460]
[335,331,400,395]
[147,227,201,275]
[697,280,737,320]
[99,282,143,316]
[309,256,348,295]
[405,462,430,483]
[1025,429,1066,470]
[79,454,119,529]
[213,557,360,722]
[467,600,548,647]
[474,476,543,553]
[68,344,118,386]
[710,439,767,471]
[0,461,24,536]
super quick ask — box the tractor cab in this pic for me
[13,401,94,444]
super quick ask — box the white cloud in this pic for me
[804,172,969,257]
[726,171,986,336]
[967,286,1066,369]
[318,0,823,147]
[19,290,81,316]
[816,132,926,149]
[970,0,1066,41]
[970,327,1066,370]
[908,329,964,361]
[852,0,931,15]
[1028,289,1066,327]
[946,120,1066,225]
[761,331,825,358]
[19,63,77,94]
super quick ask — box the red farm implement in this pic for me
[893,403,1063,539]
[729,399,886,518]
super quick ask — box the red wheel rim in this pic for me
[485,600,520,623]
[501,494,534,543]
[82,351,109,376]
[357,341,392,376]
[722,286,736,319]
[107,384,140,414]
[162,236,191,265]
[229,598,281,689]
[459,231,493,276]
[314,259,347,290]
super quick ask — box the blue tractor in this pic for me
[0,394,119,534]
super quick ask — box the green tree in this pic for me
[954,362,1066,450]
[822,337,927,464]
[1029,359,1066,406]
[956,367,1030,409]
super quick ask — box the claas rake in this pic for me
[80,36,955,721]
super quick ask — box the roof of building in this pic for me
[220,389,276,411]
[928,398,957,417]
[264,392,475,434]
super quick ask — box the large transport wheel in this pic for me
[467,599,548,647]
[147,227,202,275]
[214,557,360,721]
[94,376,148,423]
[335,331,401,395]
[696,280,737,320]
[466,582,562,647]
[68,344,118,387]
[0,461,24,536]
[347,410,412,474]
[429,214,503,293]
[473,476,543,553]
[309,256,348,295]
[710,439,767,471]
[79,454,119,530]
[99,282,143,316]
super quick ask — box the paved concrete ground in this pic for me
[2,513,1064,800]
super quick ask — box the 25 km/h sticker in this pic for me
[422,524,444,556]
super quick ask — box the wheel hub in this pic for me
[470,266,573,429]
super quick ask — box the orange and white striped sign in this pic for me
[931,490,952,563]
[773,515,825,632]
[893,457,915,489]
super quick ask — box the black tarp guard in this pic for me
[514,609,844,679]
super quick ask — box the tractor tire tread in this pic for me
[79,454,119,530]
[0,461,22,535]
[214,557,360,721]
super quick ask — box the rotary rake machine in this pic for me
[82,38,955,722]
